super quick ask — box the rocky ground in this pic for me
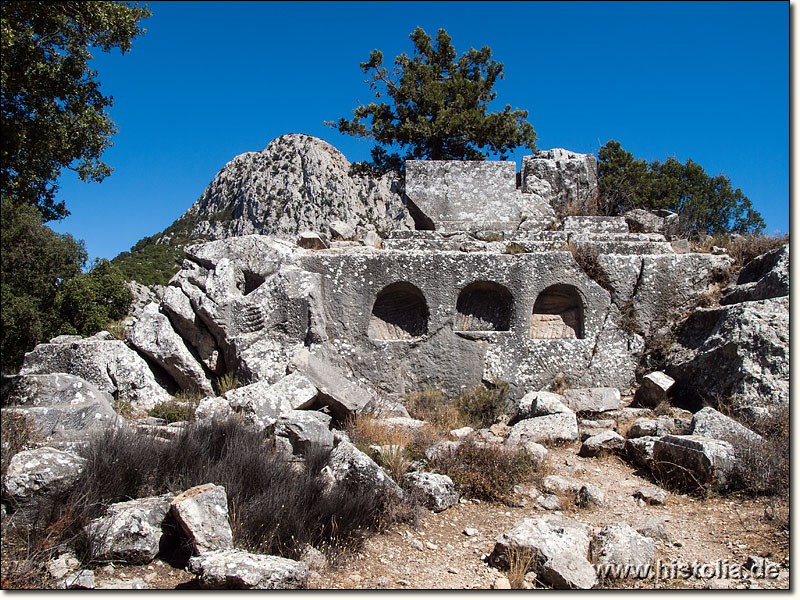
[18,443,783,591]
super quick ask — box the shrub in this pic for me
[618,301,640,336]
[1,412,39,480]
[549,373,571,394]
[9,418,416,567]
[404,386,463,432]
[426,440,539,502]
[215,372,239,395]
[148,398,197,423]
[565,241,613,292]
[504,242,526,254]
[456,380,511,429]
[506,547,536,589]
[729,405,789,496]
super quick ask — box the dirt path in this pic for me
[311,445,789,590]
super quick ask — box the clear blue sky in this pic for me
[50,1,789,262]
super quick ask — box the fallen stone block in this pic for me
[187,549,308,589]
[652,434,735,488]
[563,388,622,414]
[403,471,459,512]
[634,371,675,408]
[171,484,233,554]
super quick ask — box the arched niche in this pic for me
[368,282,429,340]
[455,281,513,332]
[530,284,585,339]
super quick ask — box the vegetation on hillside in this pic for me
[328,27,537,175]
[597,140,765,234]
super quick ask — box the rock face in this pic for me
[721,243,788,305]
[187,549,308,589]
[84,495,173,564]
[666,296,788,410]
[171,484,234,554]
[128,303,214,395]
[403,471,459,512]
[1,373,124,443]
[489,517,597,589]
[521,149,599,217]
[178,134,412,242]
[19,337,172,411]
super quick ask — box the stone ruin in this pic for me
[11,138,787,415]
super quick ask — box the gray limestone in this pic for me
[521,149,599,217]
[505,412,579,446]
[403,471,459,512]
[171,484,234,554]
[187,549,309,589]
[563,388,622,413]
[652,434,736,488]
[592,524,656,572]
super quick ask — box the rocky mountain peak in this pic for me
[176,133,413,243]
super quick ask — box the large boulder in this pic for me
[128,303,214,395]
[505,412,579,446]
[19,338,172,411]
[3,447,85,525]
[84,495,173,564]
[691,407,762,445]
[187,549,308,589]
[652,434,735,488]
[489,517,597,589]
[1,373,124,443]
[579,430,626,457]
[171,484,233,554]
[322,441,401,496]
[634,371,675,408]
[721,243,788,305]
[160,285,225,375]
[402,471,459,512]
[666,296,789,410]
[521,149,599,217]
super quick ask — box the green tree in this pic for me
[1,1,151,221]
[55,259,133,337]
[597,140,764,234]
[1,200,86,371]
[328,27,537,174]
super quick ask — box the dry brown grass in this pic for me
[404,387,464,433]
[692,232,788,266]
[565,240,613,292]
[506,547,537,589]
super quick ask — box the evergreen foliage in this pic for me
[328,27,537,174]
[1,1,151,221]
[598,140,765,234]
[1,201,131,372]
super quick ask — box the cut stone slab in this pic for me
[84,495,173,564]
[171,484,233,554]
[691,407,762,445]
[563,388,622,414]
[653,434,736,488]
[579,430,626,457]
[289,349,375,420]
[505,412,579,447]
[296,231,328,250]
[274,410,334,455]
[403,471,459,512]
[510,391,571,424]
[489,517,597,589]
[634,371,675,408]
[187,549,308,589]
[592,524,656,573]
